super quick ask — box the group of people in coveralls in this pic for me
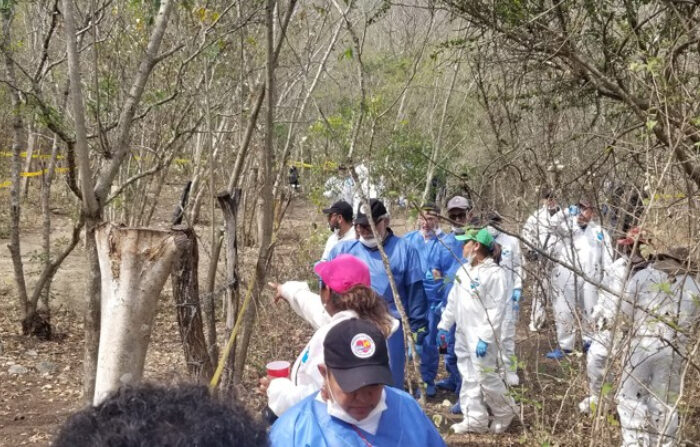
[264,188,699,446]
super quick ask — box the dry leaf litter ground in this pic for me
[1,192,699,446]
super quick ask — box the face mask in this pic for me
[359,236,378,248]
[324,374,386,434]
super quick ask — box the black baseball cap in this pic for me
[323,319,392,393]
[421,203,440,215]
[322,200,353,222]
[354,199,388,226]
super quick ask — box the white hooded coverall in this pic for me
[580,255,630,412]
[550,218,613,351]
[492,230,523,383]
[616,266,700,447]
[521,206,566,330]
[438,258,518,432]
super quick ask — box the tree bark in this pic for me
[216,190,242,392]
[170,225,213,380]
[62,0,103,401]
[203,230,222,366]
[93,224,188,405]
[1,6,29,336]
[233,0,279,382]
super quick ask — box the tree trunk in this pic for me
[1,7,29,336]
[203,230,222,366]
[93,224,188,405]
[83,221,102,402]
[62,0,103,400]
[216,190,242,392]
[170,225,213,380]
[233,0,278,382]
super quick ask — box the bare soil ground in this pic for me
[1,192,698,446]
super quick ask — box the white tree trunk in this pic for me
[93,224,187,405]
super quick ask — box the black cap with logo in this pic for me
[323,319,393,392]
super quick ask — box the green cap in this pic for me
[455,228,479,241]
[456,227,494,250]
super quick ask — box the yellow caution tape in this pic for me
[0,167,70,189]
[0,151,65,160]
[288,160,338,170]
[1,151,193,164]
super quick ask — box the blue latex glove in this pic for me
[568,204,580,216]
[476,339,488,358]
[511,288,522,302]
[436,329,449,350]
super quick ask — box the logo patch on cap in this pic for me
[350,333,376,359]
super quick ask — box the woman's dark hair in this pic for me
[326,284,393,337]
[476,241,502,265]
[53,383,267,447]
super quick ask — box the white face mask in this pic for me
[324,376,386,435]
[359,236,379,249]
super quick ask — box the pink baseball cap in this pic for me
[314,254,371,293]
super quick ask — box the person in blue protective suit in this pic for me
[269,318,446,447]
[402,203,454,397]
[442,196,473,259]
[329,199,429,389]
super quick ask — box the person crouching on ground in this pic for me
[263,254,395,420]
[436,228,519,434]
[269,318,447,446]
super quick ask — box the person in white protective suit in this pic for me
[546,198,613,360]
[262,254,396,419]
[486,211,523,386]
[616,249,700,447]
[578,227,649,414]
[521,187,566,332]
[352,163,385,213]
[436,228,519,434]
[323,165,355,205]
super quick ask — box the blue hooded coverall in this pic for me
[403,230,454,386]
[329,230,429,388]
[439,231,467,393]
[269,388,447,446]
